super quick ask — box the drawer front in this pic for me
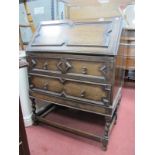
[29,74,112,106]
[27,54,114,83]
[30,91,113,116]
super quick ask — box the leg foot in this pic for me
[102,137,108,151]
[31,98,38,125]
[32,114,39,125]
[114,97,121,125]
[102,117,112,151]
[114,113,117,125]
[101,94,121,150]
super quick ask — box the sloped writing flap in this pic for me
[27,17,123,55]
[67,22,113,47]
[32,24,69,46]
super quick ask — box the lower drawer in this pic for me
[29,74,112,106]
[30,90,113,116]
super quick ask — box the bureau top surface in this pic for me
[27,17,122,56]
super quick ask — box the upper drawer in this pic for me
[27,53,114,83]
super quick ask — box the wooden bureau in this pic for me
[26,17,124,150]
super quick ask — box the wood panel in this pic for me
[64,82,107,101]
[32,24,69,46]
[67,23,112,47]
[26,18,122,55]
[30,75,110,104]
[31,76,63,93]
[30,91,112,116]
[28,55,114,82]
[32,21,112,47]
[29,57,59,71]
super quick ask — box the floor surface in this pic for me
[26,87,135,155]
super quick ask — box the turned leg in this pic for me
[114,113,117,125]
[102,117,112,151]
[114,98,121,125]
[31,98,38,125]
[114,106,118,125]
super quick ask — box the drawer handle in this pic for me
[43,62,48,70]
[43,83,48,90]
[31,59,36,67]
[102,98,109,106]
[30,84,34,89]
[60,91,67,97]
[65,62,72,71]
[59,77,66,84]
[82,66,87,74]
[103,85,111,91]
[80,90,86,98]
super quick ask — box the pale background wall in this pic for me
[19,0,54,127]
[19,0,53,43]
[19,51,33,126]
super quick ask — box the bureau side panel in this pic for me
[112,30,126,103]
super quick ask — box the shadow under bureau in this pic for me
[26,17,124,150]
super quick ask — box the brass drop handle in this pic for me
[43,62,48,70]
[82,66,87,74]
[43,82,48,90]
[80,90,86,98]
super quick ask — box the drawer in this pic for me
[29,74,112,106]
[30,91,113,116]
[27,54,114,83]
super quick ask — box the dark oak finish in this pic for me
[26,17,124,151]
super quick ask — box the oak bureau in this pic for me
[26,17,124,150]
